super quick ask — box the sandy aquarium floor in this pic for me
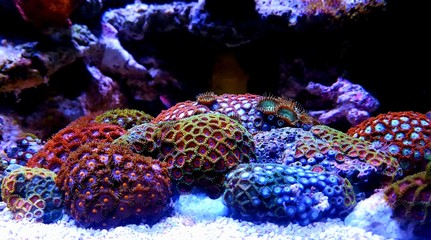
[0,194,396,240]
[0,212,389,240]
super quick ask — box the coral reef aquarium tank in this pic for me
[0,0,429,239]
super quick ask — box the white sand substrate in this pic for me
[0,212,390,240]
[0,196,395,240]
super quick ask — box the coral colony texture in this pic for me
[1,0,431,239]
[306,78,380,126]
[223,163,356,226]
[197,93,320,133]
[348,111,431,176]
[1,166,63,223]
[253,125,401,199]
[383,162,431,224]
[311,125,401,182]
[4,133,44,166]
[153,92,319,135]
[151,101,212,124]
[13,0,83,27]
[55,141,172,229]
[26,122,127,174]
[94,109,154,130]
[114,113,256,199]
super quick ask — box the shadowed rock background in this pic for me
[0,0,428,139]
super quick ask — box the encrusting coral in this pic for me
[26,122,126,174]
[298,0,385,18]
[153,93,319,135]
[151,100,212,124]
[384,162,431,224]
[13,0,84,28]
[210,51,249,94]
[1,165,64,223]
[2,94,418,230]
[56,141,172,229]
[306,78,380,126]
[312,125,401,183]
[348,111,431,176]
[115,112,256,199]
[95,108,154,130]
[253,125,401,199]
[223,163,356,226]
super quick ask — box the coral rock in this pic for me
[27,121,126,174]
[4,133,44,166]
[0,42,47,94]
[95,108,154,130]
[116,113,256,199]
[253,125,401,198]
[312,125,401,182]
[56,141,172,229]
[306,78,380,126]
[0,114,24,155]
[196,93,319,134]
[348,111,431,176]
[103,0,385,47]
[14,0,83,28]
[223,163,356,226]
[384,162,431,224]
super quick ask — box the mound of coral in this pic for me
[1,165,64,223]
[223,163,356,226]
[95,108,154,130]
[348,111,431,176]
[1,93,427,233]
[56,141,172,229]
[311,125,401,181]
[27,122,126,174]
[116,112,256,198]
[152,101,212,124]
[4,133,44,166]
[14,0,83,27]
[153,92,319,135]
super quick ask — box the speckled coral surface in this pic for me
[0,193,399,240]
